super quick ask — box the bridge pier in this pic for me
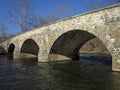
[48,54,72,62]
[72,53,80,60]
[38,55,50,62]
[112,57,120,71]
[13,52,21,59]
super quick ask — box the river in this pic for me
[0,55,120,90]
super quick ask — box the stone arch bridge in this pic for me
[1,4,120,71]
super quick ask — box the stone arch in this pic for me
[20,38,39,59]
[49,30,111,62]
[8,43,15,57]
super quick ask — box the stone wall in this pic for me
[0,4,120,71]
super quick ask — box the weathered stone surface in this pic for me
[0,4,120,71]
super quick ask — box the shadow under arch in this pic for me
[8,43,15,58]
[79,38,112,65]
[49,30,112,63]
[0,46,7,55]
[20,38,39,60]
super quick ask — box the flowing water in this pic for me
[0,55,120,90]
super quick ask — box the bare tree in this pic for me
[0,24,7,42]
[7,0,37,32]
[47,3,70,23]
[28,16,41,28]
[31,3,71,27]
[29,16,49,27]
[39,16,49,26]
[47,12,59,22]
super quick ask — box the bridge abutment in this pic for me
[112,56,120,71]
[38,53,49,62]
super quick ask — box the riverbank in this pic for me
[79,53,112,65]
[80,52,111,57]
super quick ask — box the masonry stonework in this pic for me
[1,4,120,71]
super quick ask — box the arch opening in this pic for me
[79,38,112,65]
[20,39,39,60]
[8,43,15,58]
[49,30,112,65]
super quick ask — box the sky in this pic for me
[0,0,117,35]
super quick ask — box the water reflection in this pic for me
[0,56,119,90]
